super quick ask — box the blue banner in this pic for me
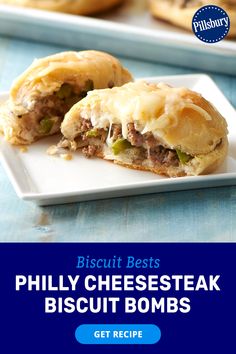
[0,243,235,353]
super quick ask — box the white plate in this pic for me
[0,74,236,206]
[0,1,235,75]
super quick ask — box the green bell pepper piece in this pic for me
[86,129,99,138]
[38,117,54,134]
[112,138,132,155]
[80,80,94,98]
[56,84,72,99]
[176,149,191,164]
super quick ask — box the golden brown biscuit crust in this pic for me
[0,50,133,145]
[10,50,133,108]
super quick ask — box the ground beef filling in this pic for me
[78,120,180,167]
[18,84,83,136]
[36,94,72,118]
[18,94,69,133]
[127,123,179,167]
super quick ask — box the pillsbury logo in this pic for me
[192,5,230,43]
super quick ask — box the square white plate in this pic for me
[0,1,235,75]
[0,74,236,206]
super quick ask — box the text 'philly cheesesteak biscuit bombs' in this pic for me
[0,50,133,145]
[60,81,228,177]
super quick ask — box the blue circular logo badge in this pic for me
[192,5,230,43]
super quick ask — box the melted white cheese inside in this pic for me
[79,81,207,147]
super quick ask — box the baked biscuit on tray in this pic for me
[149,0,236,37]
[59,81,228,177]
[0,50,133,145]
[0,0,124,15]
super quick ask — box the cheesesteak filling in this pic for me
[16,80,94,140]
[60,119,194,168]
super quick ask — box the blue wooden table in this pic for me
[0,36,235,242]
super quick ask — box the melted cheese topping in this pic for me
[79,81,205,146]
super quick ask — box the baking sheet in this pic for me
[0,0,235,74]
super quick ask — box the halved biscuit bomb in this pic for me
[0,50,133,145]
[60,81,228,177]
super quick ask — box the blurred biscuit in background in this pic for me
[149,0,236,38]
[0,0,124,15]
